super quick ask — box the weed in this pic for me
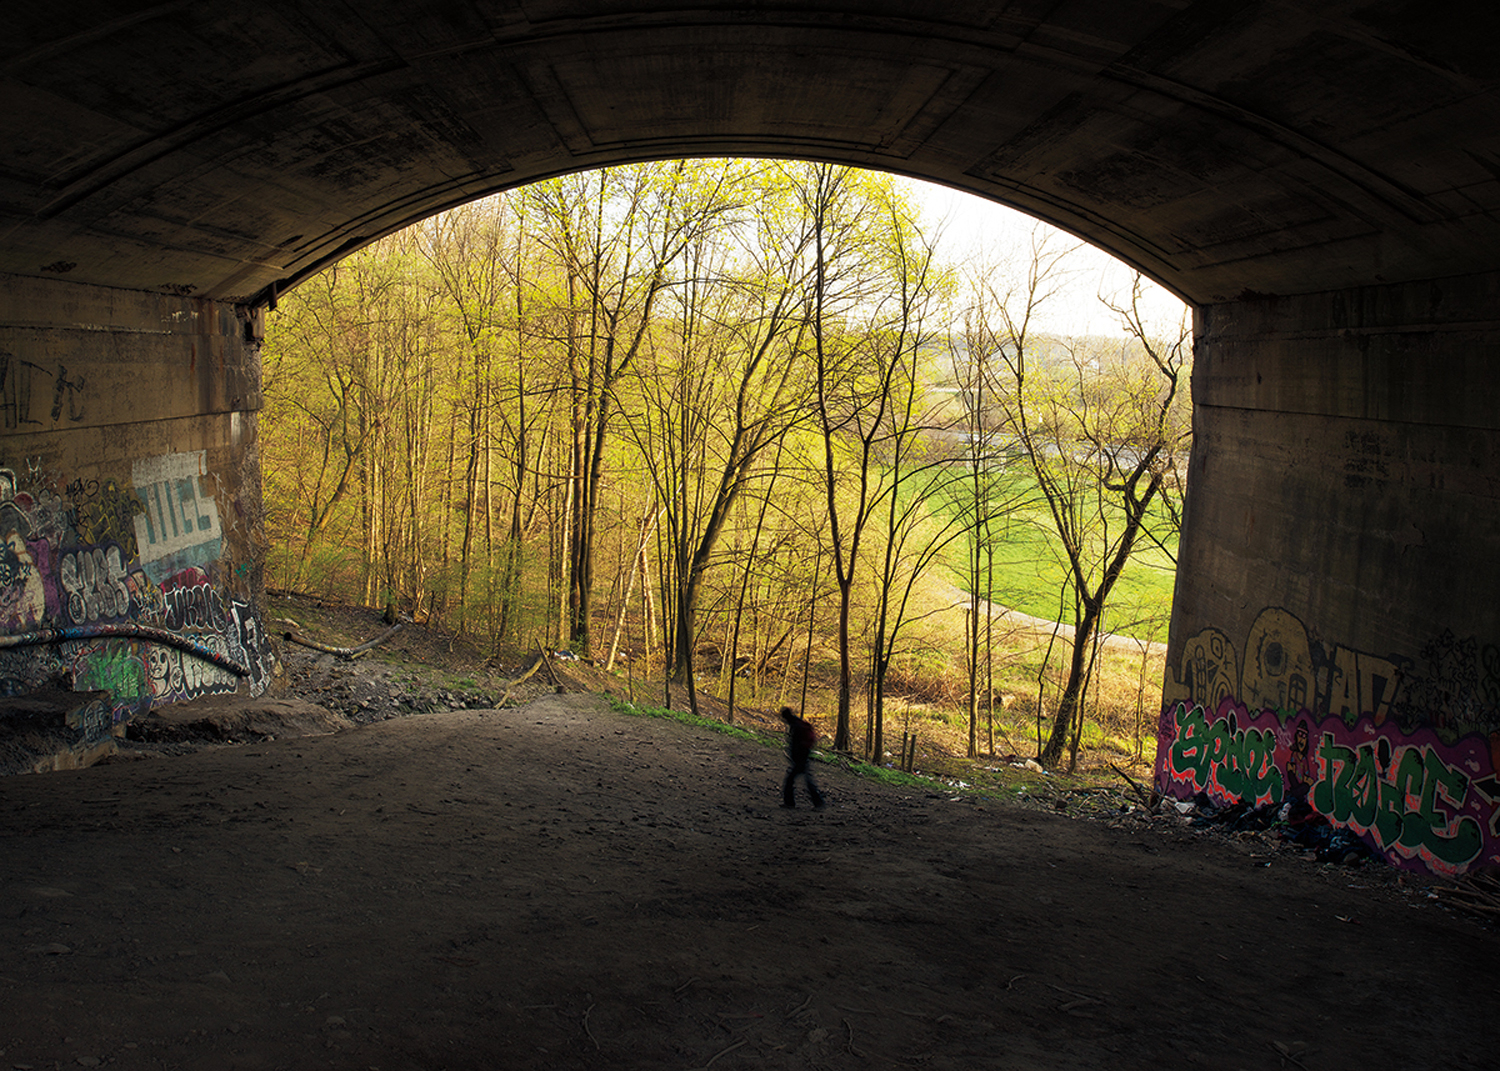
[608,697,767,745]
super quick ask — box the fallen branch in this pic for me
[1270,1040,1311,1070]
[1436,871,1500,918]
[498,650,549,707]
[539,643,565,691]
[844,1018,864,1058]
[280,621,405,660]
[583,1003,600,1051]
[1109,762,1158,813]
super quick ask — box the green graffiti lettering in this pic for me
[1415,748,1482,867]
[1348,747,1379,829]
[1217,730,1248,797]
[1245,729,1283,806]
[1207,722,1230,769]
[1167,705,1284,806]
[1312,736,1483,869]
[1375,777,1404,848]
[1313,734,1353,818]
[1394,748,1429,850]
[1170,705,1211,784]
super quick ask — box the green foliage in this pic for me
[261,159,1188,769]
[828,757,933,789]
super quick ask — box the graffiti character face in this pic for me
[146,646,173,695]
[0,530,30,587]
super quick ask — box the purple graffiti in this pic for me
[1157,697,1500,877]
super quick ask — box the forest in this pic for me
[260,159,1191,771]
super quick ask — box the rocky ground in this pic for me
[0,597,1494,1070]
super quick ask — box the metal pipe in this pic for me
[0,624,251,677]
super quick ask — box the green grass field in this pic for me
[924,464,1177,641]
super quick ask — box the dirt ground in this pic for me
[1,623,1497,1071]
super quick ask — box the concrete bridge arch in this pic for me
[1,2,1496,871]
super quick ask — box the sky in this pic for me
[895,176,1189,339]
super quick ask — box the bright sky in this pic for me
[896,177,1189,339]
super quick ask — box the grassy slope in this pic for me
[926,465,1176,641]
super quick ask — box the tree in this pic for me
[976,258,1190,769]
[800,162,913,754]
[860,199,966,763]
[416,201,515,632]
[522,161,745,654]
[622,163,813,698]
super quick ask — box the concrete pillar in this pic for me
[0,273,270,769]
[1158,274,1500,876]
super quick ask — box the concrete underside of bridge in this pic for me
[0,2,1497,873]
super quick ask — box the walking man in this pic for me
[780,706,825,809]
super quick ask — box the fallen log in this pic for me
[280,621,405,660]
[498,649,549,707]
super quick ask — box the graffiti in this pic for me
[1312,733,1483,870]
[59,545,132,624]
[229,598,268,689]
[1328,644,1403,726]
[0,454,271,750]
[1241,608,1313,717]
[1161,698,1496,876]
[1159,606,1500,877]
[1174,627,1238,711]
[0,471,70,551]
[144,641,237,704]
[125,569,165,623]
[65,696,115,745]
[1166,704,1284,808]
[132,451,223,582]
[0,646,67,697]
[70,640,150,723]
[161,580,226,633]
[0,532,51,628]
[70,476,142,558]
[1166,608,1497,741]
[0,352,86,429]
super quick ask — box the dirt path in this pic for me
[0,692,1492,1071]
[932,581,1168,659]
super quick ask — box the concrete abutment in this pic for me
[1160,275,1500,875]
[0,273,271,771]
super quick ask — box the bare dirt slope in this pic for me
[0,688,1494,1071]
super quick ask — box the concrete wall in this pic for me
[0,273,270,768]
[1157,274,1500,876]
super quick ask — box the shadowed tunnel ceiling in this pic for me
[3,1,1500,307]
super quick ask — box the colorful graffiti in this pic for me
[0,455,269,749]
[131,451,222,582]
[1158,607,1500,877]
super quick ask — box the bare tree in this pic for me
[623,175,814,703]
[980,263,1190,769]
[523,161,746,655]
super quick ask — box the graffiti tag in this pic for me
[1166,703,1284,808]
[59,545,131,624]
[1313,735,1483,870]
[131,451,222,581]
[0,353,86,429]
